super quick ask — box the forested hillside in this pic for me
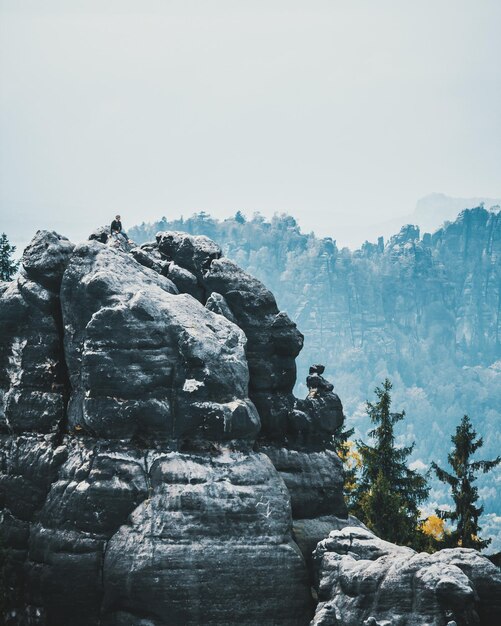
[130,208,501,545]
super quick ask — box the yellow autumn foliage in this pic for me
[420,514,445,540]
[338,440,362,493]
[338,440,362,469]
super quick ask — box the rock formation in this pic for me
[1,227,499,625]
[311,526,501,626]
[0,229,345,625]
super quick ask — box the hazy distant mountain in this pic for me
[130,206,501,549]
[362,193,501,245]
[414,192,501,227]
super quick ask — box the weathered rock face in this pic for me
[154,231,305,440]
[61,241,259,443]
[21,231,75,291]
[0,229,345,626]
[18,442,311,626]
[311,526,501,626]
[0,270,68,436]
[101,450,311,626]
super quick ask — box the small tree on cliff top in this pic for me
[0,233,19,281]
[353,379,429,546]
[432,414,500,550]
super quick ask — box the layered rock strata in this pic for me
[0,229,347,625]
[129,233,348,553]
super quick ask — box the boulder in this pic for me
[311,526,501,626]
[21,230,74,291]
[60,241,259,443]
[156,230,222,278]
[101,450,312,626]
[89,225,136,252]
[88,225,110,244]
[293,365,344,446]
[154,232,306,439]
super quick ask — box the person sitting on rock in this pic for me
[110,214,132,243]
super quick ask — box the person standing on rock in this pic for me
[110,214,132,244]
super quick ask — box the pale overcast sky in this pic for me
[1,0,500,249]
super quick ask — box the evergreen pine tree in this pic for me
[0,233,19,281]
[432,414,501,550]
[332,423,355,454]
[353,379,429,546]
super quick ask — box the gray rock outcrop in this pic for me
[0,229,346,625]
[61,241,259,443]
[155,231,305,441]
[311,526,501,626]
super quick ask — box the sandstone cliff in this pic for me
[0,229,345,625]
